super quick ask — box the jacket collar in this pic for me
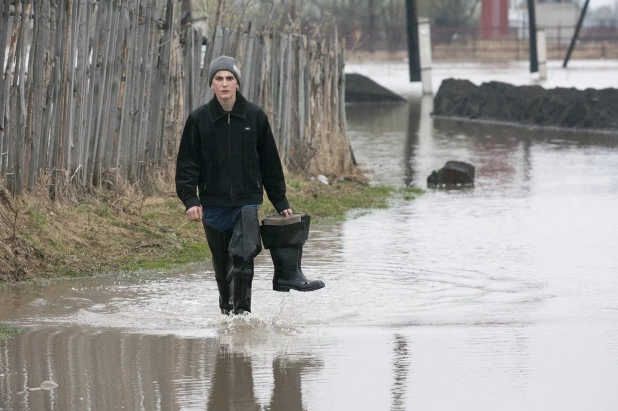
[208,90,248,123]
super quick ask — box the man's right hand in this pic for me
[186,206,203,222]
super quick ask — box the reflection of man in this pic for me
[270,357,309,411]
[207,344,260,410]
[207,342,322,410]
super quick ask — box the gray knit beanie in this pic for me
[208,55,241,87]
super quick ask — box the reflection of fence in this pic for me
[340,24,618,62]
[0,0,350,195]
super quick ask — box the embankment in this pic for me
[433,79,618,132]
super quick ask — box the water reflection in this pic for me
[208,343,260,410]
[350,96,618,193]
[0,326,322,410]
[391,334,410,411]
[270,356,321,411]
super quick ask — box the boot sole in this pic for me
[273,283,325,292]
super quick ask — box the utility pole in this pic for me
[563,0,591,68]
[527,0,538,73]
[368,0,375,53]
[405,0,421,82]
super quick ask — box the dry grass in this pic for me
[0,170,206,282]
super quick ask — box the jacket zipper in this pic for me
[228,113,234,202]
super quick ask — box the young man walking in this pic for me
[175,56,324,315]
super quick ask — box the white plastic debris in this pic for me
[40,381,58,390]
[317,174,329,185]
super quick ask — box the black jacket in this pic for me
[175,91,290,213]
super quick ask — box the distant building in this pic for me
[509,0,580,43]
[480,0,509,38]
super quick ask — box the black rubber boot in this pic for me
[203,223,234,314]
[232,272,253,315]
[228,208,262,314]
[215,281,233,315]
[261,214,325,292]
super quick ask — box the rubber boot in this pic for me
[297,214,311,278]
[232,266,253,315]
[227,208,262,314]
[203,223,234,315]
[260,214,325,292]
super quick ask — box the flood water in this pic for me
[2,97,618,410]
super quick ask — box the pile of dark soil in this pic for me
[433,79,618,132]
[345,73,406,103]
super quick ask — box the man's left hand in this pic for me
[281,209,293,217]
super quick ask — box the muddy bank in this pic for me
[433,79,618,132]
[345,73,406,103]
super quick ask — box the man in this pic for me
[175,56,324,316]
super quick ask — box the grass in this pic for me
[262,180,396,223]
[0,323,20,340]
[400,187,424,201]
[119,241,212,271]
[0,173,423,281]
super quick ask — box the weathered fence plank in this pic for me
[66,0,80,175]
[26,0,50,189]
[0,1,13,175]
[154,0,174,166]
[14,0,31,195]
[138,0,157,178]
[73,0,90,175]
[132,0,153,180]
[124,0,141,179]
[81,0,102,184]
[114,0,132,171]
[39,3,57,173]
[90,0,113,185]
[102,0,125,172]
[60,0,74,176]
[182,25,193,126]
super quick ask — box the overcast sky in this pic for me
[590,0,617,8]
[577,0,616,10]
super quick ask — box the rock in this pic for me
[427,161,475,188]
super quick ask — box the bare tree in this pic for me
[431,0,480,27]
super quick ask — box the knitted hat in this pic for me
[208,55,241,87]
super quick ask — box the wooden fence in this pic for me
[0,0,353,195]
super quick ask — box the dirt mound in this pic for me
[345,73,406,103]
[433,79,618,131]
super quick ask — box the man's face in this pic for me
[211,70,238,101]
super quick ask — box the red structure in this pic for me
[480,0,510,38]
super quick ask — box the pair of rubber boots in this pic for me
[205,210,325,315]
[260,213,326,293]
[204,208,261,315]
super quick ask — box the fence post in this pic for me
[0,0,11,175]
[537,28,547,81]
[418,18,433,95]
